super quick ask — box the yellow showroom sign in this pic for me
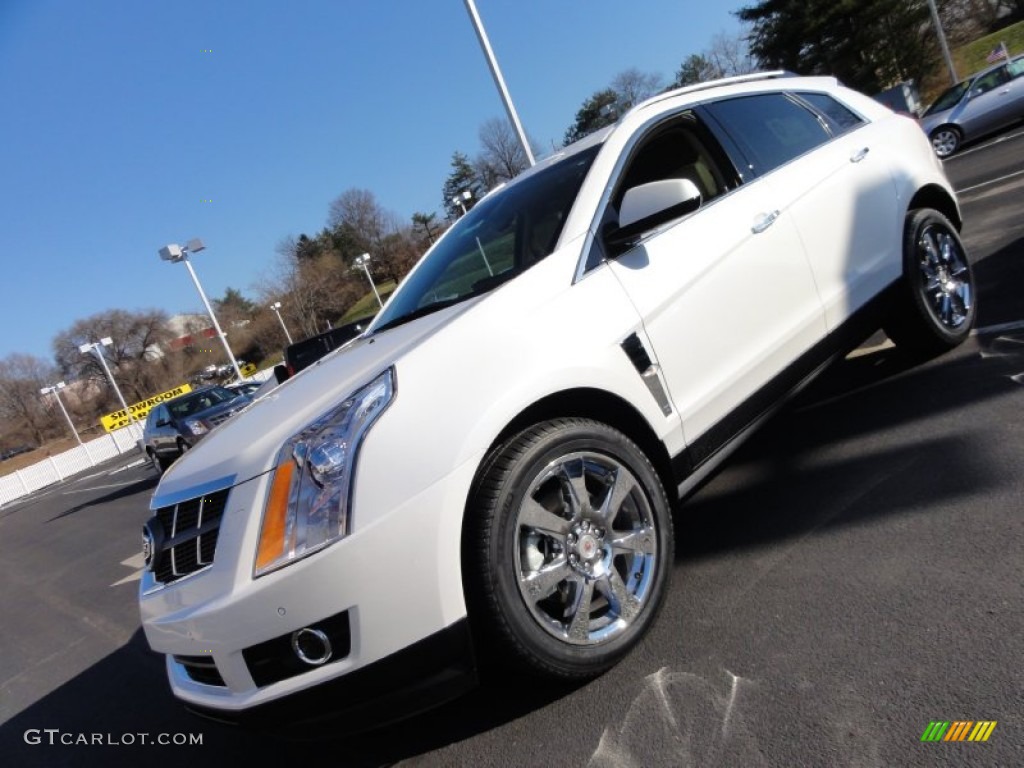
[100,384,192,432]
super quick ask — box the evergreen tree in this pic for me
[736,0,938,93]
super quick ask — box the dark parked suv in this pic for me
[142,385,252,471]
[282,317,372,378]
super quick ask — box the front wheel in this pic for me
[465,418,673,679]
[149,448,173,473]
[884,208,976,355]
[930,126,961,158]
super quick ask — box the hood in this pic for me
[150,299,480,509]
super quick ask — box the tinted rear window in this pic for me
[706,93,830,175]
[797,92,864,134]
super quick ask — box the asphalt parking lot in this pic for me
[1,132,1022,767]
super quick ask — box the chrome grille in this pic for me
[150,489,228,584]
[207,410,236,427]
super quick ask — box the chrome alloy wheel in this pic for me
[930,128,959,158]
[916,222,972,331]
[514,451,658,646]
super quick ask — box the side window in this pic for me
[1009,56,1024,78]
[971,67,1010,96]
[797,92,864,135]
[612,112,735,211]
[588,113,737,264]
[705,93,831,175]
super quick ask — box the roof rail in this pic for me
[628,70,797,115]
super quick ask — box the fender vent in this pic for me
[621,333,673,416]
[621,333,653,373]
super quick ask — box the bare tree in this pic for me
[0,354,57,446]
[476,117,531,185]
[327,188,410,282]
[611,68,664,109]
[705,30,757,77]
[52,309,171,402]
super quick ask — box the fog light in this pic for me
[290,627,332,666]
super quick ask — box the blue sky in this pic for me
[0,1,744,363]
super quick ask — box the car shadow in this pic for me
[0,628,587,767]
[46,474,159,523]
[671,322,1022,564]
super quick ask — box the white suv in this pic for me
[140,72,975,731]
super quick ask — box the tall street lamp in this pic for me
[926,0,958,85]
[40,382,82,446]
[158,238,243,381]
[270,301,294,344]
[79,337,138,433]
[462,0,535,167]
[353,253,384,308]
[452,190,472,216]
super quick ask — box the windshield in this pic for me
[923,81,970,116]
[169,387,238,418]
[374,145,600,332]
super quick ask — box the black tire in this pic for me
[149,449,173,473]
[884,208,976,355]
[930,126,961,158]
[465,418,673,679]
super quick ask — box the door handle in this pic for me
[751,210,780,234]
[850,147,870,163]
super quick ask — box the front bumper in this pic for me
[185,619,475,735]
[140,454,477,721]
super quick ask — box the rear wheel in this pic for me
[465,418,673,679]
[884,208,976,355]
[930,126,961,158]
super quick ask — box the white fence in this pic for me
[0,424,144,506]
[0,369,278,508]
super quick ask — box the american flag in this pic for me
[986,43,1009,64]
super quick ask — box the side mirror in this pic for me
[274,363,290,384]
[605,178,702,255]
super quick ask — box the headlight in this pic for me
[185,419,208,436]
[254,369,395,576]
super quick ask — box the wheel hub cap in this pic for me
[513,453,658,646]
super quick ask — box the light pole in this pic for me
[79,337,139,433]
[40,382,82,446]
[353,253,384,308]
[452,190,472,216]
[270,301,294,344]
[926,0,958,85]
[462,0,536,167]
[158,238,244,381]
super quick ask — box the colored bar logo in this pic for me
[921,721,997,742]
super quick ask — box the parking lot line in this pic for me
[957,168,1024,195]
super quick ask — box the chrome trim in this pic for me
[291,628,333,666]
[140,562,212,595]
[150,474,238,510]
[640,367,674,416]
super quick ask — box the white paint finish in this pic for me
[608,178,825,444]
[760,121,901,331]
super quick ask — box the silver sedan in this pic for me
[920,53,1024,157]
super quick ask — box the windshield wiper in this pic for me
[373,297,465,333]
[373,269,521,334]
